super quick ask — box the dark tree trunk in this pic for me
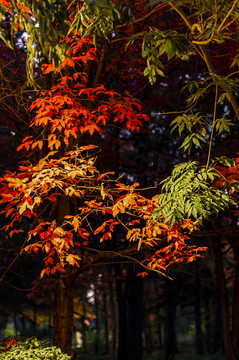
[213,238,237,360]
[231,242,239,358]
[13,311,18,336]
[204,289,212,353]
[142,279,152,354]
[115,265,127,360]
[20,313,26,335]
[33,302,37,337]
[108,271,117,360]
[53,197,76,356]
[164,279,177,360]
[103,290,109,354]
[213,280,224,353]
[53,270,74,357]
[154,279,163,349]
[143,312,153,355]
[81,298,87,352]
[49,310,53,343]
[194,271,203,354]
[126,267,143,360]
[94,284,99,353]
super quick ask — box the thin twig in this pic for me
[206,84,218,169]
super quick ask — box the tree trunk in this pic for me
[231,242,239,358]
[126,267,143,360]
[204,288,212,353]
[115,264,127,360]
[53,196,76,356]
[108,271,117,360]
[53,270,74,357]
[81,298,87,352]
[13,311,18,336]
[94,284,99,354]
[154,279,162,349]
[143,312,153,355]
[33,302,37,337]
[213,279,223,353]
[194,270,203,354]
[164,279,177,360]
[103,289,109,354]
[213,238,237,360]
[48,310,53,343]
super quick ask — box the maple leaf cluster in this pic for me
[0,144,207,278]
[0,8,207,280]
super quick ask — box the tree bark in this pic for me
[81,298,87,352]
[213,278,224,353]
[213,238,237,360]
[94,284,100,354]
[126,267,143,360]
[231,242,239,358]
[115,265,128,360]
[194,269,203,355]
[204,288,212,353]
[108,271,117,360]
[103,289,109,354]
[164,279,177,360]
[53,270,74,357]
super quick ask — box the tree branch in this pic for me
[170,4,239,121]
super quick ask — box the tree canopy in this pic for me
[1,0,239,358]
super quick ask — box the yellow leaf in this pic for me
[34,197,41,205]
[69,170,79,179]
[72,217,79,232]
[19,202,27,215]
[66,254,80,266]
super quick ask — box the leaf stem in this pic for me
[206,84,218,169]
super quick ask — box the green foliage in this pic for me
[182,77,213,106]
[182,75,239,108]
[0,0,128,84]
[68,0,122,44]
[127,28,191,84]
[0,0,70,84]
[0,337,71,360]
[153,160,237,226]
[171,112,234,153]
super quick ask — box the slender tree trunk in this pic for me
[53,196,76,356]
[154,279,162,349]
[126,267,143,360]
[204,289,212,353]
[143,312,153,355]
[33,302,37,337]
[103,290,109,354]
[49,310,53,343]
[194,270,203,354]
[13,311,18,336]
[213,238,237,360]
[213,279,223,353]
[142,280,152,354]
[81,298,87,352]
[231,242,239,358]
[53,270,74,356]
[164,279,177,360]
[20,313,26,335]
[94,284,99,354]
[115,264,127,360]
[108,271,117,360]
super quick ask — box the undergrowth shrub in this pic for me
[0,337,71,359]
